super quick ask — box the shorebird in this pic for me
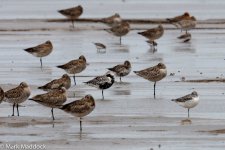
[0,87,4,104]
[60,94,95,132]
[138,25,164,49]
[57,55,87,85]
[106,21,130,45]
[172,91,199,118]
[84,72,114,100]
[38,74,71,91]
[93,42,106,53]
[167,12,191,30]
[29,87,67,120]
[24,40,53,68]
[133,63,167,99]
[102,13,122,27]
[58,5,83,28]
[4,82,31,116]
[178,16,196,34]
[107,60,131,82]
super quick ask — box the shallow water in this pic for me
[0,0,225,19]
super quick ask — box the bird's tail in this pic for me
[58,10,65,15]
[107,68,114,71]
[37,85,45,90]
[24,48,33,53]
[133,71,138,74]
[166,18,172,22]
[56,65,64,69]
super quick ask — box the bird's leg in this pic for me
[73,75,76,85]
[188,108,190,118]
[102,90,104,100]
[12,103,15,116]
[40,57,43,68]
[120,36,122,45]
[71,20,75,29]
[17,104,19,116]
[120,76,122,82]
[154,82,156,99]
[80,117,82,132]
[51,108,55,120]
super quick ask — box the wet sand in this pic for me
[1,0,225,150]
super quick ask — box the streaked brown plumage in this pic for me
[107,60,131,82]
[106,21,130,44]
[138,25,164,49]
[4,82,31,116]
[178,16,197,34]
[24,40,53,68]
[102,13,121,27]
[60,94,95,132]
[133,63,167,99]
[0,87,4,104]
[58,5,83,28]
[57,55,87,85]
[29,87,67,120]
[38,74,71,91]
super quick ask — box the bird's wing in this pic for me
[5,86,23,99]
[61,99,89,113]
[173,94,193,102]
[31,91,66,105]
[86,75,110,85]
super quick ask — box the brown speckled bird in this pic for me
[24,40,53,68]
[57,55,87,85]
[29,87,67,120]
[58,5,83,28]
[134,63,167,99]
[138,25,164,49]
[38,74,71,91]
[60,94,95,132]
[4,82,31,116]
[107,60,131,82]
[178,16,197,34]
[106,21,130,45]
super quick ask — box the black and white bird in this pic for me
[107,60,131,82]
[84,72,114,100]
[172,91,199,118]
